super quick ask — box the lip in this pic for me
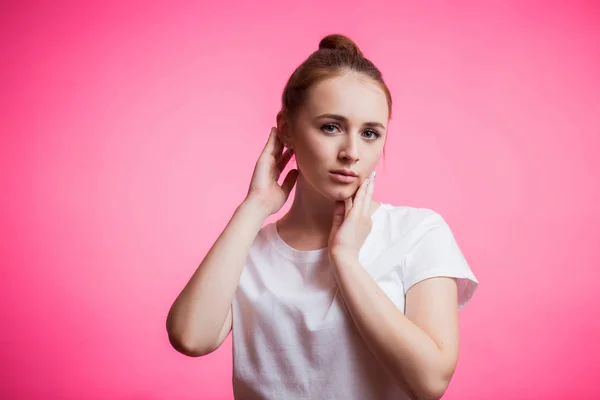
[329,170,359,183]
[330,169,358,177]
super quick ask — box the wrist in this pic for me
[329,250,360,267]
[240,195,272,220]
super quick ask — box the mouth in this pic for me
[329,169,359,184]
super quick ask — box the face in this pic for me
[283,73,389,202]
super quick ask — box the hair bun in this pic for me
[318,34,363,57]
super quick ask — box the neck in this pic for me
[280,174,335,236]
[276,173,381,251]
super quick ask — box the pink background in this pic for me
[2,1,599,399]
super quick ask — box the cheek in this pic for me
[295,136,329,166]
[295,150,320,175]
[365,146,384,166]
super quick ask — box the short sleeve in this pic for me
[402,213,478,310]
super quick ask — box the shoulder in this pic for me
[374,203,450,244]
[377,203,445,222]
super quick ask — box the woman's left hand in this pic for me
[328,171,376,265]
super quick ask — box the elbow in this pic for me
[409,355,455,400]
[166,316,216,357]
[167,330,216,357]
[403,367,453,400]
[415,378,450,400]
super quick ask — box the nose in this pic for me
[338,133,360,163]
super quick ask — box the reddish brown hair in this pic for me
[281,34,392,120]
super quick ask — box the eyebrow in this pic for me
[316,113,386,130]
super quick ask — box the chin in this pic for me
[323,184,357,202]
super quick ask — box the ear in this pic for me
[276,110,293,149]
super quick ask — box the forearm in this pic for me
[167,197,269,354]
[331,258,452,399]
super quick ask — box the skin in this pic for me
[276,72,388,251]
[277,72,461,399]
[167,71,460,400]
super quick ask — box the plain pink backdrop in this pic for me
[2,1,599,399]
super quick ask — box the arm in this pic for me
[166,198,270,357]
[331,258,459,400]
[166,127,297,357]
[327,174,461,399]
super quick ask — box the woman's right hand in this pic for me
[245,127,299,216]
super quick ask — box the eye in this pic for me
[362,129,381,140]
[321,123,341,134]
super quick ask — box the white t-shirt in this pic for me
[232,204,478,399]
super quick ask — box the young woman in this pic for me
[167,34,478,400]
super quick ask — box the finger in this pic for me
[344,197,353,218]
[275,148,294,173]
[351,176,370,214]
[272,130,284,158]
[280,169,299,197]
[331,200,346,231]
[261,127,278,157]
[260,128,278,160]
[363,171,375,213]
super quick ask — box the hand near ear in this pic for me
[246,128,299,216]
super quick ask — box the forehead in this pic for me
[302,73,389,123]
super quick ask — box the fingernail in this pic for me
[371,171,376,180]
